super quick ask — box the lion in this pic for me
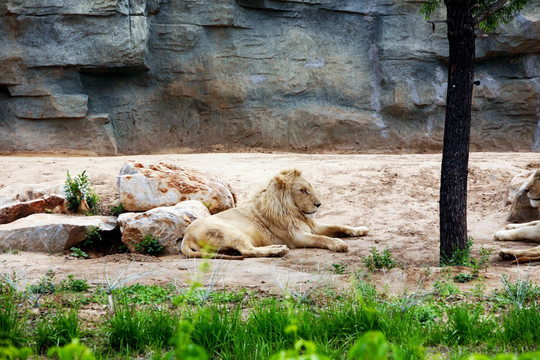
[180,169,369,259]
[495,169,540,263]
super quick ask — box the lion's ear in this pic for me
[274,169,301,189]
[274,174,291,190]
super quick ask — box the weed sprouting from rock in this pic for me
[64,171,99,215]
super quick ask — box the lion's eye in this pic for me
[300,189,309,195]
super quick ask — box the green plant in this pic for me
[35,308,80,354]
[331,263,347,275]
[27,270,55,295]
[59,276,89,293]
[270,339,329,360]
[446,237,474,266]
[160,321,209,360]
[70,247,88,260]
[104,299,176,352]
[134,235,163,255]
[348,331,388,360]
[454,272,477,283]
[0,341,32,360]
[433,278,460,297]
[109,203,125,217]
[362,246,396,271]
[443,303,496,346]
[47,339,95,360]
[113,284,172,305]
[499,274,533,309]
[0,290,27,347]
[64,171,99,215]
[83,226,102,248]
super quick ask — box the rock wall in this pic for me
[1,0,539,155]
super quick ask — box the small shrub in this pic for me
[433,279,460,297]
[445,237,474,267]
[83,226,102,248]
[70,247,88,260]
[64,171,99,215]
[27,270,55,295]
[331,263,347,275]
[113,284,172,305]
[59,275,89,293]
[500,274,534,309]
[109,203,125,217]
[134,235,163,255]
[454,272,478,283]
[362,246,396,271]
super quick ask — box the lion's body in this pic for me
[496,169,540,263]
[181,169,369,259]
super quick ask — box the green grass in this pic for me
[0,273,538,359]
[35,308,80,354]
[0,289,27,347]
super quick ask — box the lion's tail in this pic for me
[181,237,244,261]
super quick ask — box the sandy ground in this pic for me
[0,152,539,296]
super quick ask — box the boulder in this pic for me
[0,181,66,224]
[0,181,65,206]
[0,213,118,253]
[118,161,237,214]
[118,200,210,255]
[0,196,64,225]
[507,170,539,223]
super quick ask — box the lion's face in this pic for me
[290,177,321,219]
[525,170,540,208]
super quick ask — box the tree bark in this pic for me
[439,0,476,264]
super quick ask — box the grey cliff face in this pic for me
[0,0,539,154]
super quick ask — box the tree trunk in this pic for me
[439,0,476,264]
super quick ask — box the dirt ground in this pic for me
[0,152,539,296]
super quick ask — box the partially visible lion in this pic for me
[181,169,369,259]
[495,169,540,263]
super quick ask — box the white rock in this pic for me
[118,200,210,255]
[117,161,237,214]
[507,170,539,223]
[0,181,65,207]
[0,213,117,253]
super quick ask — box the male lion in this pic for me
[180,169,369,259]
[495,169,540,263]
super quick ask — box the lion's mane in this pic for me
[251,169,315,233]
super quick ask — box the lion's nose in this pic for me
[314,202,321,208]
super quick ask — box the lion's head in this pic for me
[525,169,540,208]
[252,169,321,229]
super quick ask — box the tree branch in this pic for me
[474,0,510,24]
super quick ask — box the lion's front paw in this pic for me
[494,231,506,241]
[329,239,348,252]
[353,226,369,236]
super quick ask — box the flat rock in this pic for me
[118,200,210,255]
[0,181,65,206]
[0,181,66,224]
[0,213,117,253]
[0,196,64,224]
[118,161,237,214]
